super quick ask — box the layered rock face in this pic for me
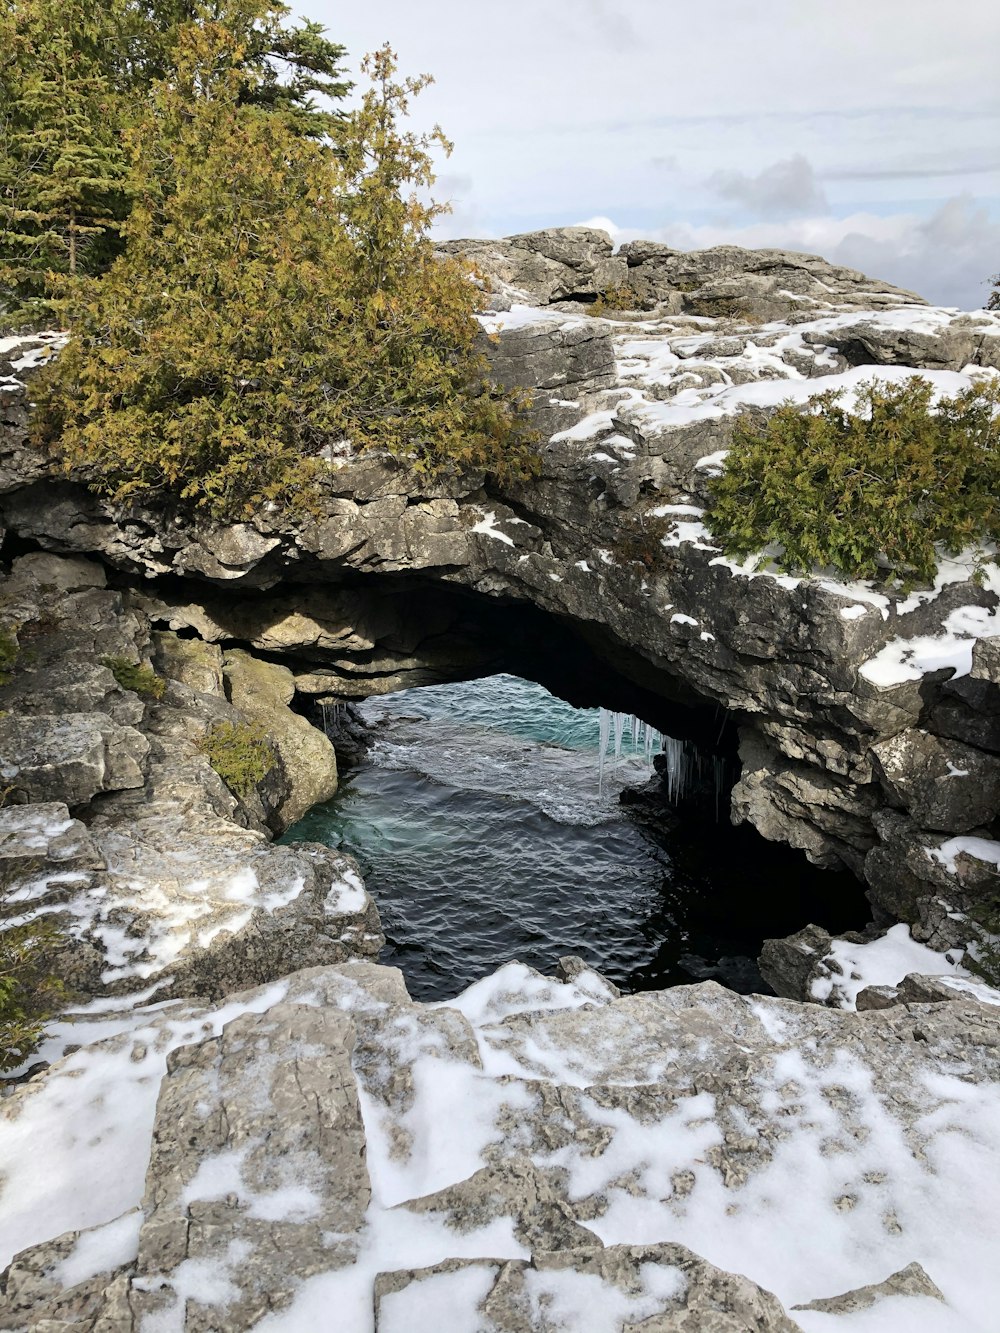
[0,551,381,1008]
[3,236,999,950]
[439,226,926,320]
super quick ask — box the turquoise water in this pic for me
[286,675,867,1001]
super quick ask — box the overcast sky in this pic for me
[299,0,1000,307]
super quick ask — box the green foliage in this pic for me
[588,283,642,317]
[0,868,65,1072]
[117,1,350,135]
[32,38,537,515]
[0,0,350,324]
[706,376,1000,587]
[0,0,128,322]
[199,719,276,797]
[0,625,18,685]
[965,896,1000,989]
[102,655,165,699]
[684,294,756,321]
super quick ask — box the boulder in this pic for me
[439,227,627,305]
[0,712,148,807]
[222,648,338,830]
[758,923,833,1001]
[871,729,1000,833]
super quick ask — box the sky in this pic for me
[299,0,1000,308]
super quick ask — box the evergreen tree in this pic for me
[114,1,351,136]
[0,1,128,321]
[0,0,350,324]
[34,30,536,514]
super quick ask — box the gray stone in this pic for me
[130,1002,370,1331]
[0,1211,139,1330]
[439,227,627,306]
[152,631,225,697]
[871,729,1000,833]
[374,1244,804,1331]
[403,1157,601,1252]
[758,923,834,1001]
[792,1260,945,1314]
[0,713,148,807]
[0,802,104,878]
[222,648,338,830]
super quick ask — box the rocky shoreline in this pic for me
[1,232,1000,1329]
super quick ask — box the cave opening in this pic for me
[31,547,873,1003]
[280,642,870,1002]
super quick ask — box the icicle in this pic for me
[598,707,611,793]
[613,712,626,768]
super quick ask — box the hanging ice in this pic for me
[613,712,626,764]
[597,706,733,811]
[598,707,611,792]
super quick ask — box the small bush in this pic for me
[612,513,672,569]
[964,896,1000,989]
[589,283,643,317]
[103,656,166,700]
[199,720,276,798]
[0,876,65,1072]
[0,627,18,685]
[706,376,1000,586]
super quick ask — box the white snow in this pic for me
[860,603,1000,687]
[470,511,516,547]
[440,961,617,1028]
[694,449,729,472]
[660,518,719,552]
[325,867,368,916]
[52,1211,142,1289]
[0,983,288,1269]
[377,1264,499,1333]
[840,605,870,621]
[670,613,698,627]
[929,836,1000,875]
[809,923,971,1010]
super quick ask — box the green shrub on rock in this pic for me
[31,28,536,516]
[102,655,165,699]
[199,720,277,799]
[0,872,64,1071]
[706,376,1000,586]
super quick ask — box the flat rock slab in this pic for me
[3,960,999,1331]
[374,1243,803,1332]
[131,1002,370,1331]
[0,712,148,806]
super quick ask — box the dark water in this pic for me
[285,675,868,1002]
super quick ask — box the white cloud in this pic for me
[301,0,1000,306]
[707,155,829,219]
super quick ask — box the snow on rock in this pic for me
[860,603,1000,687]
[808,924,971,1010]
[470,511,516,547]
[4,958,1000,1331]
[929,836,1000,875]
